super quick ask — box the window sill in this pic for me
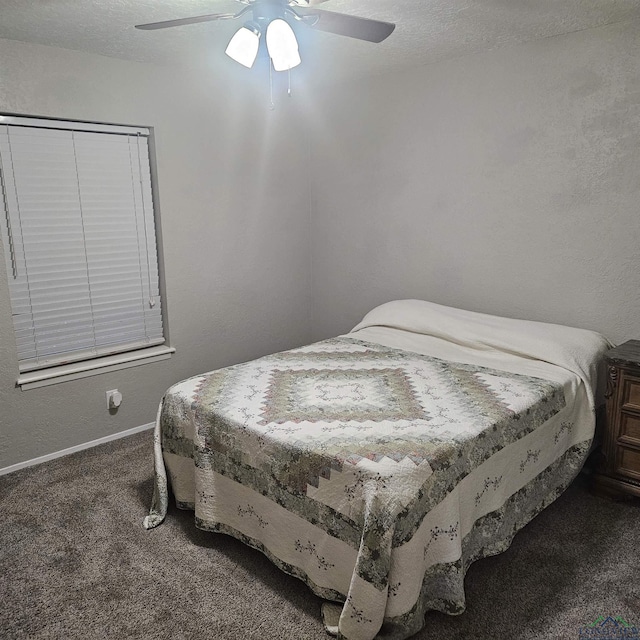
[17,345,176,390]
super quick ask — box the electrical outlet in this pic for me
[106,389,123,410]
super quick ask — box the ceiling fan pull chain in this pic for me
[288,68,292,97]
[269,61,275,110]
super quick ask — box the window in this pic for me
[0,116,169,386]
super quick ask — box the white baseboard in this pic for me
[0,422,155,477]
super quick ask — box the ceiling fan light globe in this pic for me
[225,25,260,68]
[266,19,301,71]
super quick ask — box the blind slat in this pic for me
[18,337,165,372]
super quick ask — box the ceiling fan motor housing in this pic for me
[253,0,289,24]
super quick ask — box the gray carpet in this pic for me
[1,431,638,640]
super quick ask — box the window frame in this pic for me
[0,113,172,389]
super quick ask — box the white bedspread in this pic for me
[144,299,611,640]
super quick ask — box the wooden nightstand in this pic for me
[593,340,640,499]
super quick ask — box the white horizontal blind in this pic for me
[0,121,164,372]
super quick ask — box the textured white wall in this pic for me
[0,38,312,468]
[309,19,640,345]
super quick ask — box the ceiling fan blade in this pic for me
[135,12,239,31]
[289,0,330,6]
[301,9,395,43]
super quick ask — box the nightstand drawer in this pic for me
[621,375,640,412]
[615,445,640,482]
[619,413,640,446]
[594,340,640,498]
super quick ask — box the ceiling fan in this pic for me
[135,0,396,71]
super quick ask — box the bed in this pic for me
[144,299,611,640]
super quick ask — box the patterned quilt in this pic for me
[144,336,592,640]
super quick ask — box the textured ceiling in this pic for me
[1,1,639,81]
